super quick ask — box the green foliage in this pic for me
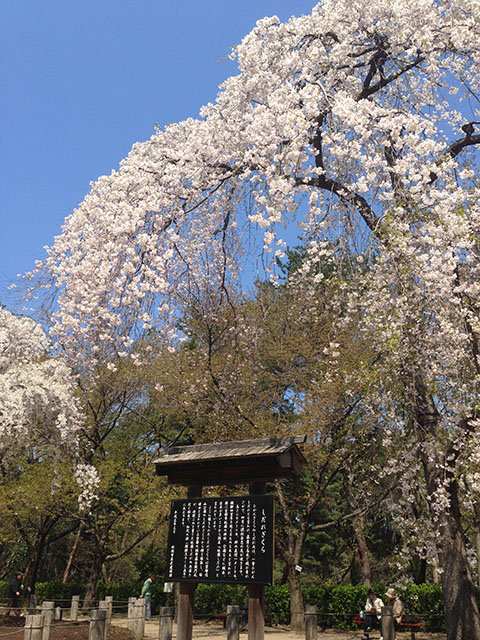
[401,583,445,632]
[97,582,141,609]
[264,585,290,625]
[303,584,375,629]
[0,581,7,598]
[34,581,87,604]
[194,584,248,617]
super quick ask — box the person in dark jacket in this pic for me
[7,572,23,616]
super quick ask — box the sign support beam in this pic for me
[176,484,202,640]
[248,481,266,640]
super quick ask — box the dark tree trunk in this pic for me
[63,522,84,583]
[354,514,372,586]
[440,525,480,640]
[344,472,371,586]
[410,556,427,584]
[83,546,104,609]
[416,386,480,639]
[24,517,57,593]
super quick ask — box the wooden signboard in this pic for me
[166,495,274,585]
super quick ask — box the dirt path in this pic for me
[111,617,447,640]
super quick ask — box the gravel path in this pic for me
[111,618,447,640]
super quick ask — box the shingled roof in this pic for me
[154,436,306,486]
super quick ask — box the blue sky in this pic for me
[1,1,316,299]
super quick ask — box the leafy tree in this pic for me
[0,456,80,588]
[0,308,94,588]
[161,258,394,630]
[67,359,179,606]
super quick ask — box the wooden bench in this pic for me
[211,613,226,626]
[397,619,426,639]
[353,614,425,639]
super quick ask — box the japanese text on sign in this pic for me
[166,496,274,585]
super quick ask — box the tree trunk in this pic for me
[83,548,103,609]
[62,522,83,583]
[410,555,427,585]
[476,532,480,586]
[439,525,480,640]
[24,517,57,592]
[344,472,371,586]
[437,480,480,639]
[415,385,480,639]
[287,566,304,633]
[431,555,441,584]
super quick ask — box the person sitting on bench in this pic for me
[362,589,384,640]
[386,588,405,628]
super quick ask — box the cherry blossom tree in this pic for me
[0,308,79,452]
[34,0,480,636]
[0,307,97,510]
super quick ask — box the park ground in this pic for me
[0,616,448,640]
[112,617,447,640]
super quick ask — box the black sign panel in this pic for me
[166,495,274,585]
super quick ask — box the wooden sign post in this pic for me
[155,437,306,640]
[176,484,202,640]
[248,481,267,640]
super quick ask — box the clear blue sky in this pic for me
[1,1,316,298]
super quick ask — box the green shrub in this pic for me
[304,584,373,629]
[194,583,247,618]
[401,583,444,632]
[97,582,141,613]
[264,585,290,625]
[34,581,87,605]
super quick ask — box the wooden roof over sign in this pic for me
[154,436,306,486]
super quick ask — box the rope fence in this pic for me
[0,601,445,618]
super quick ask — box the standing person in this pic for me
[7,571,23,617]
[139,574,154,621]
[386,588,404,628]
[362,588,384,640]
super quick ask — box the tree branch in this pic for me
[430,124,480,183]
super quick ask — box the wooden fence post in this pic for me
[158,606,174,640]
[24,614,44,640]
[128,597,136,631]
[134,597,145,640]
[89,609,107,640]
[41,601,54,640]
[227,605,240,640]
[105,596,113,624]
[305,606,317,640]
[70,595,80,621]
[99,601,109,640]
[381,605,395,640]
